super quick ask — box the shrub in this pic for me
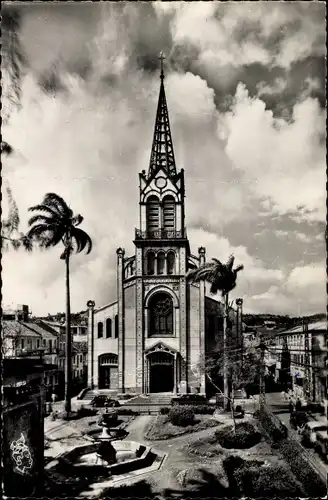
[117,408,139,416]
[234,462,304,497]
[279,441,326,496]
[254,409,286,442]
[215,422,261,449]
[160,407,170,415]
[190,404,215,415]
[168,406,195,427]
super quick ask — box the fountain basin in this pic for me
[58,441,152,475]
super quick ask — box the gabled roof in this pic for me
[22,321,58,338]
[3,320,42,338]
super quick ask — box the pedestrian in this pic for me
[281,390,286,401]
[289,401,294,413]
[51,392,57,404]
[295,398,302,412]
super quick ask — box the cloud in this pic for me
[249,262,326,315]
[218,84,326,220]
[2,2,325,317]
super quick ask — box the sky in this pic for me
[2,1,326,317]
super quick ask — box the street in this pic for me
[264,392,328,481]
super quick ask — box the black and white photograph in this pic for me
[1,1,327,498]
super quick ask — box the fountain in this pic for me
[45,407,166,494]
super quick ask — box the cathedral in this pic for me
[87,62,239,395]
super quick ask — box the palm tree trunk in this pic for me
[223,293,229,411]
[64,253,72,415]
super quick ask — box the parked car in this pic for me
[314,430,328,460]
[289,411,309,431]
[171,394,207,406]
[301,421,327,446]
[90,395,120,408]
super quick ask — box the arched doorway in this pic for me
[98,354,118,389]
[148,351,174,393]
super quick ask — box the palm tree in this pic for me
[186,254,244,410]
[27,193,92,415]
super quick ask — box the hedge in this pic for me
[215,422,262,449]
[168,406,195,427]
[278,440,326,496]
[234,461,304,497]
[254,409,326,496]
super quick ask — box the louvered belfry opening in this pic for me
[148,69,177,179]
[163,195,175,231]
[146,195,160,232]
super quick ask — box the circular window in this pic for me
[155,177,167,189]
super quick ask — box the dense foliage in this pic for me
[168,406,195,426]
[215,422,262,449]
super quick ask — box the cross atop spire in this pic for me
[148,53,177,178]
[159,51,165,80]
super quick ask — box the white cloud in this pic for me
[2,2,325,317]
[218,84,326,220]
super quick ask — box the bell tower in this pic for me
[133,54,190,392]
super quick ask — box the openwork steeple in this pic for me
[148,53,177,178]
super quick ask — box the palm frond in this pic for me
[26,224,53,246]
[28,204,63,221]
[42,193,73,218]
[226,254,235,271]
[186,262,215,283]
[71,227,92,254]
[72,214,83,227]
[28,214,61,227]
[234,264,244,273]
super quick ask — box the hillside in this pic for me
[243,312,326,329]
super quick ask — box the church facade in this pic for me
[87,65,237,395]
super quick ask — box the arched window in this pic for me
[163,195,175,231]
[157,252,165,275]
[114,314,118,338]
[99,353,118,365]
[97,322,103,338]
[146,195,160,233]
[167,251,175,275]
[147,252,155,275]
[106,318,112,338]
[149,293,173,336]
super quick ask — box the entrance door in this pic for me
[150,364,174,393]
[99,366,110,389]
[149,352,174,393]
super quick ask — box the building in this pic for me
[3,358,47,497]
[87,63,240,396]
[2,306,60,400]
[40,316,88,342]
[269,320,327,412]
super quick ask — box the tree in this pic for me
[2,7,28,248]
[1,183,32,251]
[186,254,244,410]
[201,343,261,432]
[26,193,92,415]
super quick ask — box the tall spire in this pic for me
[148,52,177,178]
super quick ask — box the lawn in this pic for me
[145,414,219,440]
